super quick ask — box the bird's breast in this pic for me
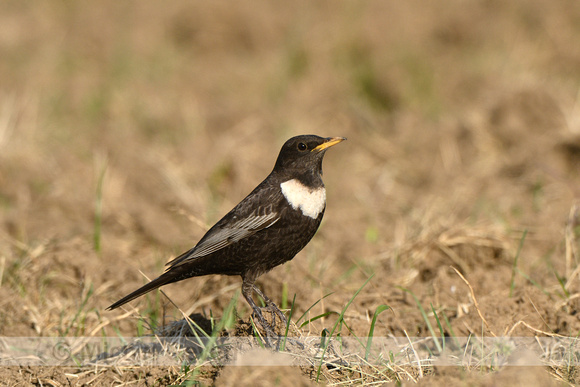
[280,178,326,219]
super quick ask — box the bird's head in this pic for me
[273,135,346,178]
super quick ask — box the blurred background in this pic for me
[1,0,580,352]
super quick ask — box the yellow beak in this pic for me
[312,137,347,152]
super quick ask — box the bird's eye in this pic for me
[297,142,307,151]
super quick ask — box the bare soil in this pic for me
[1,0,580,385]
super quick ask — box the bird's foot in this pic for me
[249,308,305,350]
[251,309,277,332]
[251,304,289,332]
[251,308,278,339]
[263,303,288,328]
[251,304,288,332]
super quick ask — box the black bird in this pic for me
[107,135,345,333]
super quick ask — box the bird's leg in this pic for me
[252,284,305,350]
[242,278,277,336]
[252,285,288,327]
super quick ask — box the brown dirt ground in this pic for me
[1,0,580,385]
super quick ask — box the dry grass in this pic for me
[2,0,580,385]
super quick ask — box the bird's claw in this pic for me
[251,305,287,336]
[263,304,288,327]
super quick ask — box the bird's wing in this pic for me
[166,184,282,268]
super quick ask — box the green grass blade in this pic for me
[198,291,239,363]
[281,282,289,310]
[180,292,242,384]
[62,283,94,336]
[364,304,390,361]
[280,293,297,351]
[553,269,570,298]
[93,159,107,254]
[180,313,212,351]
[509,229,528,297]
[441,309,460,348]
[399,287,442,353]
[299,311,337,328]
[250,319,266,348]
[316,274,374,382]
[431,303,445,352]
[295,292,334,326]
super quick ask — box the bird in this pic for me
[107,134,346,334]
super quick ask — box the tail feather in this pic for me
[106,273,176,310]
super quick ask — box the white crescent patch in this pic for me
[280,179,326,219]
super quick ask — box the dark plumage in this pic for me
[107,135,345,333]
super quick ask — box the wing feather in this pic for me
[166,185,282,268]
[185,210,279,258]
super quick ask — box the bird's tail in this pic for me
[106,272,178,311]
